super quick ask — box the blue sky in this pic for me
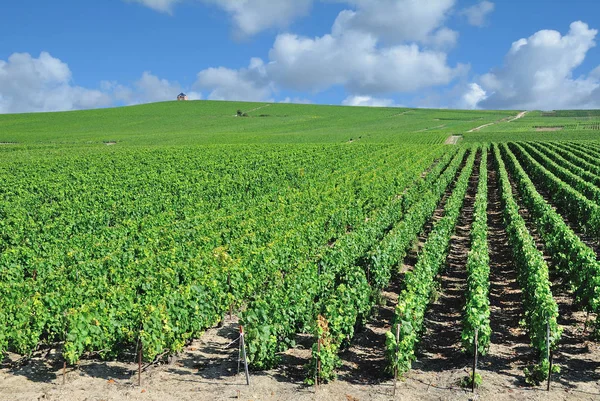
[2,0,600,113]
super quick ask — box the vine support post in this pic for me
[547,322,552,392]
[228,273,233,320]
[239,325,250,386]
[472,328,479,393]
[316,337,321,388]
[138,341,143,387]
[62,360,66,385]
[393,323,400,396]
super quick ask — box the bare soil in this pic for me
[445,135,462,145]
[535,127,564,132]
[467,111,529,133]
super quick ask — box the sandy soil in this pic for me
[445,136,462,145]
[467,122,496,133]
[467,111,529,133]
[535,127,564,132]
[508,111,529,122]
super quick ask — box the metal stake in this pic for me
[317,337,321,388]
[138,342,143,387]
[472,328,479,393]
[240,325,250,385]
[547,322,552,392]
[394,323,400,396]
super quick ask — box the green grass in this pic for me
[463,110,600,142]
[0,100,515,147]
[1,100,599,150]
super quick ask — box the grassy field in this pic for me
[0,100,518,146]
[1,101,599,148]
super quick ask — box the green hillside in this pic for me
[0,100,516,146]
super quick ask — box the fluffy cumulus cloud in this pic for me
[279,97,312,104]
[203,0,313,38]
[195,1,465,102]
[458,83,487,109]
[342,95,397,107]
[124,0,466,104]
[195,58,273,101]
[0,52,112,114]
[333,0,458,47]
[461,1,495,27]
[107,72,201,105]
[125,0,182,13]
[126,0,312,37]
[472,21,600,110]
[0,52,203,114]
[268,31,463,95]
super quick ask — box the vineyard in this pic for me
[1,102,600,400]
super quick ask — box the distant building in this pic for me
[177,93,188,101]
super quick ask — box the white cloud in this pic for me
[109,72,201,104]
[461,1,495,27]
[195,58,273,101]
[279,97,312,104]
[187,1,464,103]
[126,0,313,36]
[0,52,203,114]
[0,52,112,114]
[473,21,600,110]
[429,27,460,50]
[333,0,457,47]
[459,83,487,109]
[268,31,464,95]
[125,0,181,13]
[342,95,397,107]
[203,0,313,38]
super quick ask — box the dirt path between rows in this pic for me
[445,135,462,145]
[467,111,529,133]
[509,111,529,122]
[478,154,534,387]
[244,104,271,114]
[411,149,479,378]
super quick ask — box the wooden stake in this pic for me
[394,323,400,396]
[547,322,552,392]
[472,328,479,393]
[138,342,143,387]
[317,337,321,388]
[240,325,250,385]
[62,360,66,385]
[237,336,242,375]
[228,273,233,319]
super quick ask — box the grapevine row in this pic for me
[528,142,600,189]
[309,147,469,382]
[518,142,600,204]
[509,142,600,237]
[385,146,477,376]
[493,144,561,384]
[500,143,600,334]
[542,142,600,178]
[462,146,491,356]
[241,148,460,370]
